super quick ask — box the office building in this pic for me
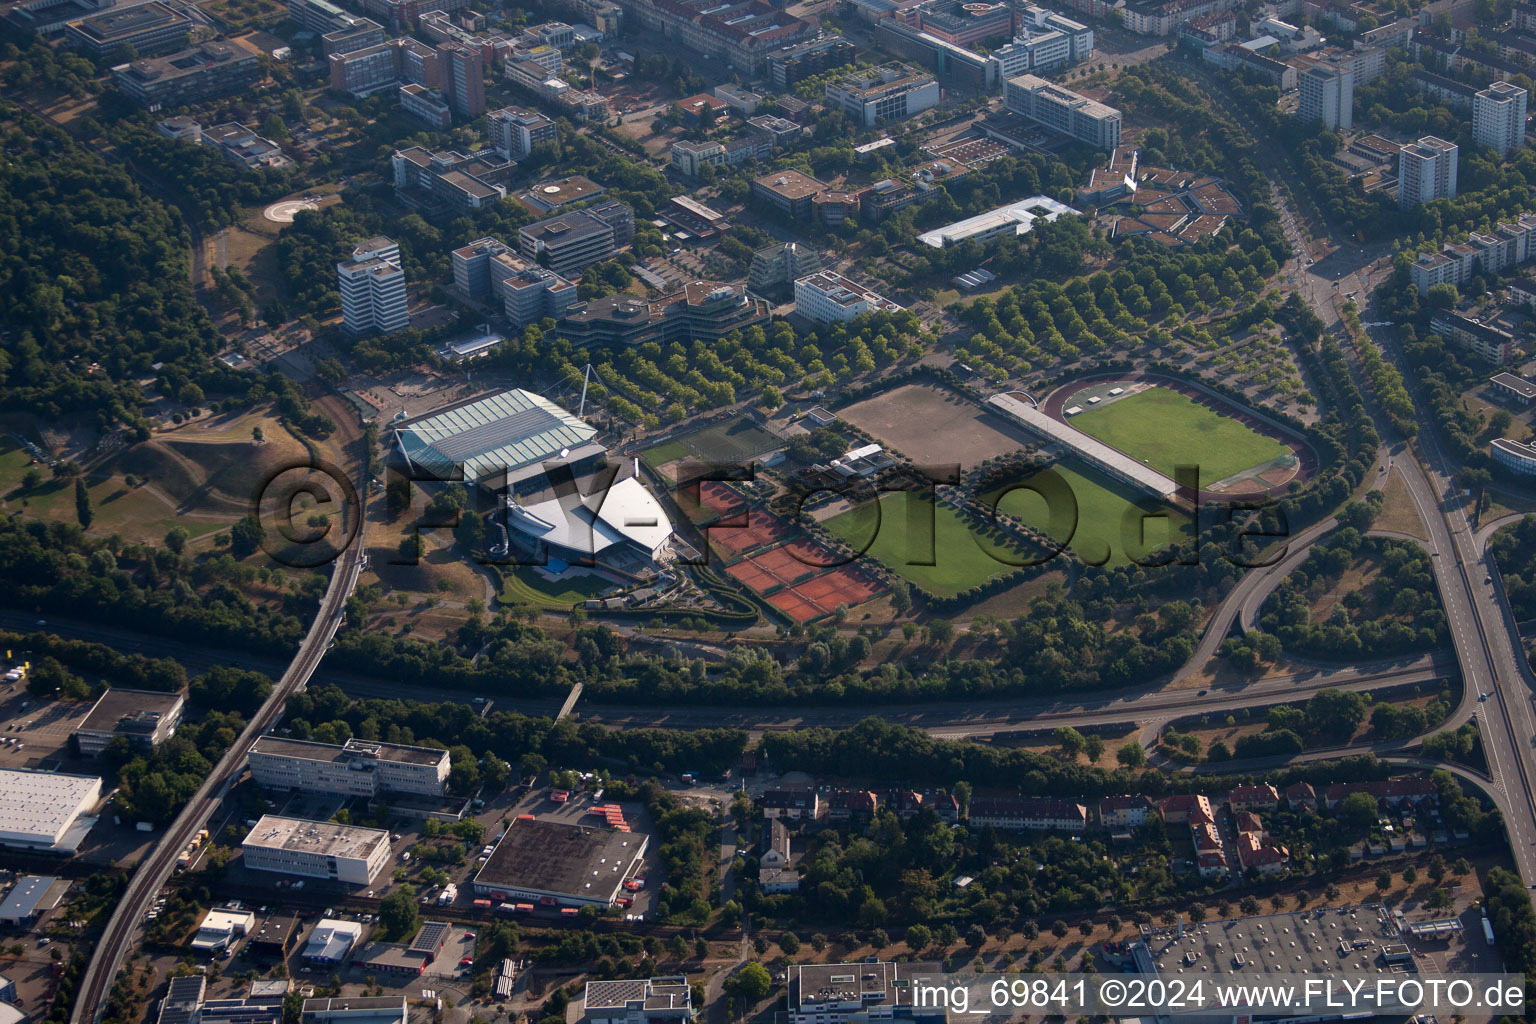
[391,146,511,213]
[787,963,946,1024]
[243,815,392,886]
[328,36,439,97]
[0,770,101,853]
[250,735,449,798]
[765,35,856,88]
[558,282,770,349]
[1398,136,1458,208]
[517,175,606,213]
[902,0,1014,46]
[74,688,184,756]
[196,122,291,170]
[517,200,634,276]
[288,0,350,32]
[988,4,1092,76]
[1475,81,1528,157]
[1491,371,1536,405]
[1297,62,1351,129]
[487,105,555,160]
[452,236,511,300]
[627,0,815,72]
[493,250,579,327]
[751,169,826,219]
[668,132,771,177]
[582,978,694,1024]
[1002,74,1121,150]
[337,236,408,336]
[66,1,190,58]
[111,41,262,109]
[472,817,648,906]
[399,83,452,128]
[825,63,939,127]
[321,14,384,55]
[793,271,903,323]
[747,241,822,297]
[438,41,485,117]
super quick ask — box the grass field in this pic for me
[826,460,1174,587]
[641,439,691,468]
[1071,388,1288,486]
[825,494,1028,597]
[498,566,614,607]
[988,461,1170,569]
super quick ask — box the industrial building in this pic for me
[1002,74,1121,150]
[1474,81,1529,157]
[247,914,301,960]
[302,920,364,965]
[65,0,190,57]
[0,876,68,926]
[793,272,903,323]
[337,236,409,336]
[191,908,255,952]
[242,815,393,886]
[824,63,940,126]
[301,996,409,1024]
[249,736,450,799]
[582,978,694,1024]
[472,817,648,907]
[916,195,1076,248]
[393,388,604,493]
[0,769,101,854]
[517,200,635,276]
[74,688,184,756]
[111,41,262,110]
[1397,136,1458,208]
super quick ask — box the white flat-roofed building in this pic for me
[787,962,946,1024]
[191,908,256,951]
[302,920,363,964]
[986,392,1179,501]
[917,195,1076,248]
[793,271,903,322]
[1491,371,1536,405]
[989,5,1092,76]
[1002,74,1120,150]
[582,977,694,1024]
[249,737,450,798]
[472,817,649,907]
[0,770,101,853]
[74,688,184,756]
[301,997,408,1024]
[1494,437,1536,475]
[242,816,393,886]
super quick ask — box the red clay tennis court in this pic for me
[710,511,792,555]
[767,590,823,624]
[725,561,777,590]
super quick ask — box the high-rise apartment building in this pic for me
[1474,81,1528,157]
[1297,63,1352,129]
[337,236,408,335]
[1398,135,1458,208]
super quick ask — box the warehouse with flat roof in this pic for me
[0,770,101,854]
[472,818,648,907]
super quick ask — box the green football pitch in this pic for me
[1069,387,1288,486]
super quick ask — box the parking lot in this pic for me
[0,682,92,770]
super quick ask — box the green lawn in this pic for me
[825,493,1034,597]
[1070,388,1288,486]
[498,566,614,607]
[826,461,1176,587]
[986,462,1170,569]
[641,439,691,468]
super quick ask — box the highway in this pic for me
[67,514,367,1024]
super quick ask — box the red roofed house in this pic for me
[1234,829,1290,876]
[1322,778,1439,810]
[1284,782,1318,811]
[1158,794,1215,825]
[1098,795,1157,829]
